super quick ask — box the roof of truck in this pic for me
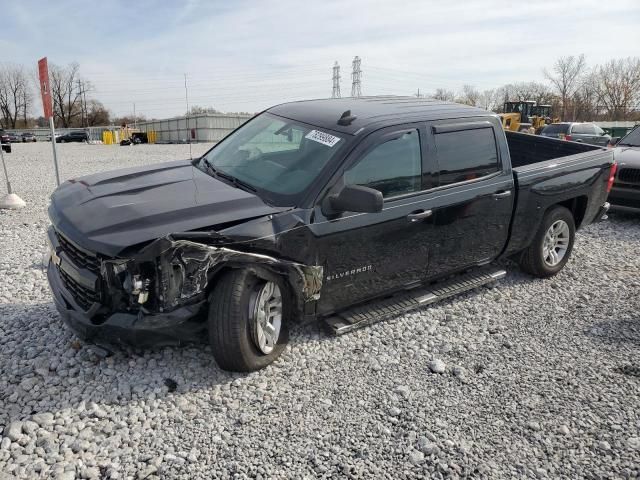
[267,96,493,135]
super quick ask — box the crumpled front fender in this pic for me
[134,237,323,313]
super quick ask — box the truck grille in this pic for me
[617,168,640,184]
[56,232,101,275]
[58,268,101,310]
[55,230,102,310]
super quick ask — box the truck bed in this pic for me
[504,131,614,257]
[506,131,601,168]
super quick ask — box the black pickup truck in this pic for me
[46,97,615,371]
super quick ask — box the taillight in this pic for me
[565,135,572,141]
[607,162,618,193]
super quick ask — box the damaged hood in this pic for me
[49,160,286,256]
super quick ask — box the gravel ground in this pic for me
[1,142,640,479]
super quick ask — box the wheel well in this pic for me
[206,264,302,321]
[556,196,588,228]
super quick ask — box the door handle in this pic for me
[492,190,511,199]
[407,209,433,222]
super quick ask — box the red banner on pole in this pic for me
[38,57,53,119]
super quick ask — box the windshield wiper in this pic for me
[216,170,257,193]
[618,143,638,147]
[202,158,219,176]
[201,158,256,193]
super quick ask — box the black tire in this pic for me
[519,205,575,278]
[208,269,289,372]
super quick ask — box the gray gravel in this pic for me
[1,142,640,478]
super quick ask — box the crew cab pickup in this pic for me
[46,97,615,371]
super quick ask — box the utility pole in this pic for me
[133,103,136,129]
[351,56,362,98]
[77,79,84,127]
[184,73,192,159]
[415,88,423,98]
[332,61,341,98]
[82,81,88,127]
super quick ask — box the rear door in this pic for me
[424,119,514,277]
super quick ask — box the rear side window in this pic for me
[572,124,596,134]
[542,124,570,135]
[433,128,499,186]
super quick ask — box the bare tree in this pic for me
[188,105,219,115]
[432,88,456,102]
[86,99,110,126]
[543,55,587,120]
[477,89,501,111]
[457,84,480,106]
[595,57,640,121]
[572,70,602,121]
[0,64,31,128]
[49,62,83,128]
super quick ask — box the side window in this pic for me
[573,124,595,134]
[344,130,422,198]
[433,127,499,186]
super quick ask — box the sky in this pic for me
[2,0,639,119]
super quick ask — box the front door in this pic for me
[309,125,437,314]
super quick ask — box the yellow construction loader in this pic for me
[499,101,557,134]
[499,101,536,132]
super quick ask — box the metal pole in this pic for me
[184,73,192,159]
[0,147,12,194]
[49,116,61,186]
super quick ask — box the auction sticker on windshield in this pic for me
[305,130,341,147]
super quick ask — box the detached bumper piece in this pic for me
[325,267,506,335]
[595,202,610,221]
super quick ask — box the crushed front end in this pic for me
[46,227,322,348]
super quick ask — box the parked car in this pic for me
[0,130,11,153]
[47,132,62,142]
[45,98,614,372]
[56,131,88,143]
[5,132,20,143]
[21,132,37,142]
[541,122,611,147]
[608,126,640,212]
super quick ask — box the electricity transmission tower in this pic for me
[331,61,341,98]
[351,56,362,97]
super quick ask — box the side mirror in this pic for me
[325,184,383,215]
[609,137,620,146]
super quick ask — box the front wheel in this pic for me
[519,205,575,278]
[208,269,289,372]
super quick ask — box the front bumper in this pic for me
[608,185,640,213]
[47,259,206,347]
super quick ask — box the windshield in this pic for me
[542,124,570,135]
[619,127,640,146]
[197,113,345,206]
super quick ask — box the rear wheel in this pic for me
[519,205,575,277]
[208,269,289,372]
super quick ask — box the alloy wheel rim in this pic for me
[249,281,282,355]
[542,220,570,267]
